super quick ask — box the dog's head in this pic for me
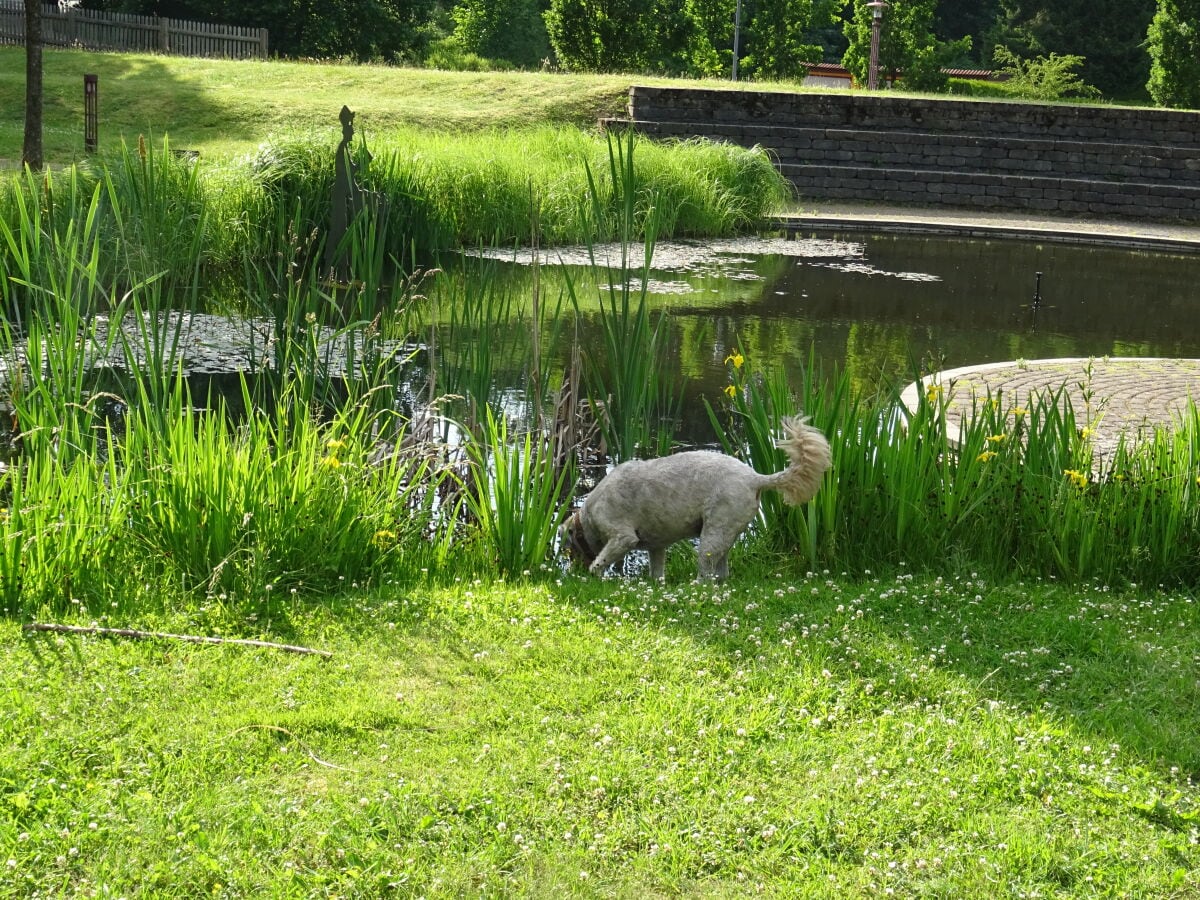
[560,510,596,569]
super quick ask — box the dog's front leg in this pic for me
[648,547,667,581]
[589,532,638,576]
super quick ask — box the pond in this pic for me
[51,231,1200,450]
[464,230,1200,443]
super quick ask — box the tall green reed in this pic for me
[98,138,209,300]
[706,348,843,568]
[704,353,1200,586]
[234,192,419,422]
[0,171,133,463]
[570,129,680,461]
[460,406,572,578]
[0,167,98,316]
[121,380,451,600]
[0,433,133,617]
[244,125,790,257]
[433,261,521,429]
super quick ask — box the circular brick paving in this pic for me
[900,357,1200,456]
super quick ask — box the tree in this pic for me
[934,0,1001,67]
[842,0,969,92]
[544,0,696,73]
[1147,0,1200,108]
[22,0,43,170]
[737,0,839,80]
[451,0,550,68]
[997,0,1156,99]
[544,0,837,77]
[685,0,735,76]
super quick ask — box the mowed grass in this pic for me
[3,42,1199,900]
[0,48,755,164]
[2,571,1198,897]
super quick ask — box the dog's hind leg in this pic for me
[697,541,732,579]
[588,532,639,576]
[697,516,751,579]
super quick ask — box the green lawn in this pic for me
[3,571,1197,897]
[0,48,779,165]
[3,45,1198,899]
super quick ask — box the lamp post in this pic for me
[732,0,742,81]
[866,1,889,90]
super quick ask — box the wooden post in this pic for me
[159,17,169,53]
[83,73,98,154]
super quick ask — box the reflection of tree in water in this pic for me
[433,235,1200,443]
[842,322,918,395]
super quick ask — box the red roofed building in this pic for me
[802,62,999,89]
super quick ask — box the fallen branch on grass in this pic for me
[22,623,333,658]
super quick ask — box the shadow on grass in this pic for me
[168,545,1197,788]
[0,46,259,163]
[543,549,1200,780]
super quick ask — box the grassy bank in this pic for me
[0,48,642,164]
[2,573,1197,897]
[0,48,804,166]
[0,127,789,305]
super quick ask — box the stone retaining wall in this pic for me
[613,86,1200,221]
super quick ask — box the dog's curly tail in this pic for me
[763,416,833,505]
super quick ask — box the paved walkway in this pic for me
[898,357,1200,457]
[782,203,1200,453]
[779,201,1200,253]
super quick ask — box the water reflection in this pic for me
[460,231,1200,443]
[58,233,1200,450]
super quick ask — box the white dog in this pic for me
[562,417,832,579]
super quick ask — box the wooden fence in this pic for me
[0,3,268,59]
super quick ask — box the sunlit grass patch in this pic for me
[2,573,1197,895]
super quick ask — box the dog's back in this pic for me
[583,451,761,550]
[570,420,832,579]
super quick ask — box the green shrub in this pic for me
[991,45,1101,102]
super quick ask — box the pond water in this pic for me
[55,232,1200,449]
[466,231,1200,443]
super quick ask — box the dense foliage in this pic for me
[999,0,1156,99]
[1147,0,1200,109]
[68,0,1198,104]
[79,0,440,62]
[842,0,967,92]
[990,45,1100,102]
[933,0,1000,65]
[543,0,694,74]
[450,0,551,68]
[733,0,840,80]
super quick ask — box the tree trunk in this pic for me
[22,0,43,170]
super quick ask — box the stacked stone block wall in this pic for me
[615,86,1200,220]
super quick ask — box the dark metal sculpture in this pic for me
[324,105,379,282]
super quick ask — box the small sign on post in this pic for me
[84,74,98,154]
